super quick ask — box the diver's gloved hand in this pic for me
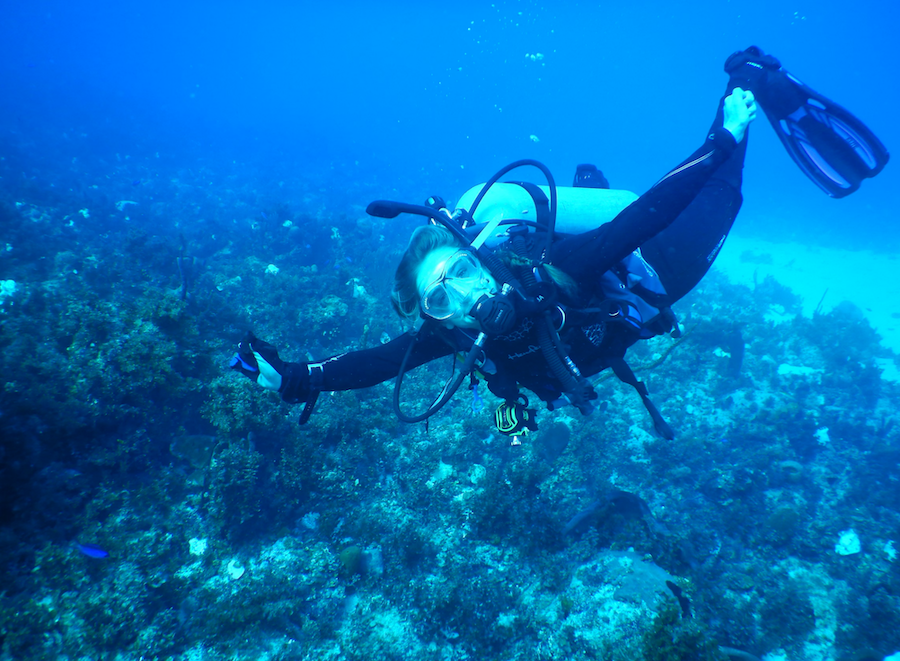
[230,333,288,391]
[723,87,758,143]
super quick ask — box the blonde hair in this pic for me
[391,225,461,319]
[495,249,579,300]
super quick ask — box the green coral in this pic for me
[201,364,306,441]
[72,562,150,652]
[0,596,60,661]
[766,506,804,546]
[640,601,725,661]
[188,538,341,647]
[759,582,816,651]
[206,438,266,538]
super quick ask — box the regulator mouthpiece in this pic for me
[471,287,517,336]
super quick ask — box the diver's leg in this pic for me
[639,84,748,304]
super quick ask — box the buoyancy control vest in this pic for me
[366,160,676,438]
[454,182,679,439]
[455,182,674,337]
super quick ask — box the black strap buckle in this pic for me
[298,364,325,425]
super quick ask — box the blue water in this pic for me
[3,3,900,659]
[3,0,897,248]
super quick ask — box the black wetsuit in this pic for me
[279,96,746,409]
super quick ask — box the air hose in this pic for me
[508,232,596,415]
[392,325,487,423]
[468,158,558,259]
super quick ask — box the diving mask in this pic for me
[420,250,496,322]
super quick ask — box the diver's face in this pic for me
[416,247,498,329]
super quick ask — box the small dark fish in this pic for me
[132,179,141,186]
[665,580,691,618]
[76,543,109,559]
[260,211,268,221]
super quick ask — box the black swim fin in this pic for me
[725,47,889,198]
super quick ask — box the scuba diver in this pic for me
[231,47,889,439]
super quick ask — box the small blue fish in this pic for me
[260,211,268,221]
[132,179,141,186]
[76,543,109,559]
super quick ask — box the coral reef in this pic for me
[2,114,900,661]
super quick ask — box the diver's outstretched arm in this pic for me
[231,331,454,405]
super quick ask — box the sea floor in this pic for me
[716,233,900,373]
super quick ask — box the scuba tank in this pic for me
[455,183,638,245]
[456,180,670,337]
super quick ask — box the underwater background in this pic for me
[2,1,899,660]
